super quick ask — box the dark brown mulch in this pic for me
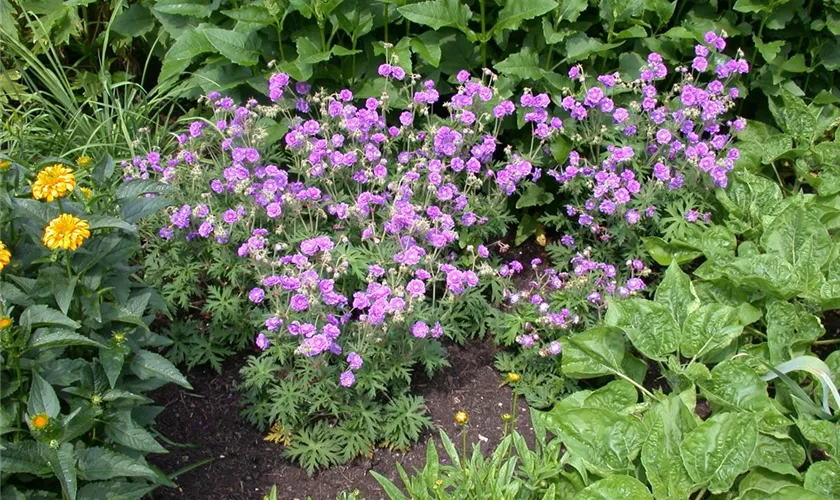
[148,339,533,500]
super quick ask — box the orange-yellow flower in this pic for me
[0,317,11,329]
[79,187,93,200]
[31,413,50,430]
[76,155,91,168]
[0,240,9,271]
[32,164,76,202]
[42,214,90,251]
[0,160,10,172]
[454,410,468,425]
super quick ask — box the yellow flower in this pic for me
[42,214,90,251]
[32,164,76,202]
[0,160,10,172]
[76,155,91,167]
[506,372,521,384]
[80,187,93,200]
[31,413,50,430]
[454,410,469,425]
[0,240,9,271]
[0,317,11,329]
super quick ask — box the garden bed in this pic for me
[151,339,533,499]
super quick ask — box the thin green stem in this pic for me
[815,338,840,345]
[480,0,487,67]
[461,425,468,470]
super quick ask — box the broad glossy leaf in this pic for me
[572,475,653,500]
[397,0,471,31]
[130,349,192,388]
[751,434,806,475]
[77,481,156,500]
[516,183,554,208]
[550,379,637,414]
[605,298,680,361]
[654,261,698,327]
[77,447,157,480]
[565,33,623,62]
[104,410,167,453]
[220,5,272,25]
[796,419,840,458]
[20,304,80,331]
[761,204,832,269]
[739,468,803,496]
[765,300,823,365]
[642,395,697,500]
[28,371,60,418]
[804,461,840,498]
[410,31,443,67]
[642,237,702,266]
[200,27,259,66]
[111,4,156,36]
[163,29,212,62]
[680,412,758,494]
[561,326,627,379]
[698,359,774,412]
[154,0,216,17]
[493,0,557,33]
[27,328,104,350]
[1,441,51,475]
[543,407,645,475]
[722,254,798,299]
[680,303,743,358]
[43,442,77,500]
[494,47,543,80]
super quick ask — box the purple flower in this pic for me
[347,352,363,370]
[406,279,426,298]
[290,294,310,312]
[339,370,355,387]
[255,333,270,350]
[249,288,265,303]
[548,341,562,355]
[411,321,429,338]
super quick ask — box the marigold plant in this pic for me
[42,213,91,250]
[31,164,76,202]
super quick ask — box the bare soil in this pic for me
[149,339,533,500]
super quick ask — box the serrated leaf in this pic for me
[27,328,104,350]
[77,447,157,480]
[494,47,543,80]
[131,349,192,388]
[397,0,471,31]
[104,411,167,453]
[154,0,216,18]
[44,442,77,499]
[410,31,443,67]
[0,441,52,475]
[516,183,554,208]
[28,371,60,418]
[111,4,156,37]
[200,27,259,66]
[493,0,558,33]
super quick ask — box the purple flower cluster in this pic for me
[542,31,748,247]
[502,250,651,356]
